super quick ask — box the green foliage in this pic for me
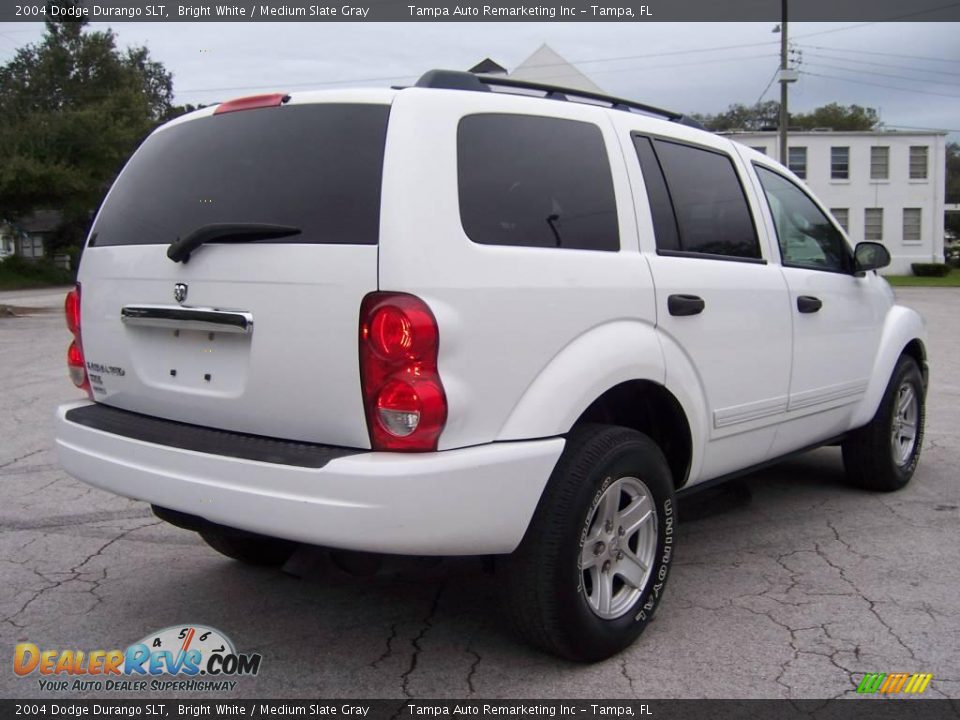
[0,4,174,251]
[885,270,960,287]
[696,101,879,133]
[946,143,960,240]
[910,262,951,277]
[0,255,73,290]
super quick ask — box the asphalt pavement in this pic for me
[1,286,957,699]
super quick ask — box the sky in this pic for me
[0,21,958,138]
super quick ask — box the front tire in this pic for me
[199,526,297,567]
[499,424,676,662]
[842,354,925,492]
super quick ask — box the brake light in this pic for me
[214,93,288,115]
[359,293,446,451]
[64,285,91,397]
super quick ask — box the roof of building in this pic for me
[510,44,605,94]
[724,129,948,137]
[16,209,62,233]
[468,58,508,75]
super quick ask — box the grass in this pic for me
[884,269,960,287]
[0,257,73,290]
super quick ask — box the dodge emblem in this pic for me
[174,283,188,304]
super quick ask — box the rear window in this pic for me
[457,113,619,252]
[90,103,390,247]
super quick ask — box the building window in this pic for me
[870,146,889,180]
[831,147,850,180]
[903,208,922,243]
[831,208,849,232]
[788,147,807,178]
[751,146,767,155]
[909,146,929,180]
[865,208,884,241]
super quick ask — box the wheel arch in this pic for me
[851,305,928,429]
[573,380,694,490]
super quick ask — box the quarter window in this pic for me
[909,146,929,179]
[831,147,850,180]
[903,208,922,243]
[870,146,889,180]
[755,165,851,273]
[457,114,619,251]
[865,208,884,241]
[634,137,761,260]
[788,147,807,179]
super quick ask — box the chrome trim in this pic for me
[121,305,253,335]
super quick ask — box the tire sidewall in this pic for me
[882,357,925,483]
[558,436,675,660]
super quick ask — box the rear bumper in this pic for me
[55,401,564,555]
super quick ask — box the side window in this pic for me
[755,165,852,273]
[633,136,761,260]
[457,114,619,251]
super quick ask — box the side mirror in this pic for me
[854,242,890,275]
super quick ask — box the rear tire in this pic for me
[842,355,925,492]
[499,424,676,662]
[199,527,297,567]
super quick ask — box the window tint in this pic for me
[650,139,761,259]
[457,114,619,251]
[632,136,680,252]
[788,147,807,179]
[755,165,851,273]
[831,146,850,180]
[92,104,390,247]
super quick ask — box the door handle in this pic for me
[668,294,706,317]
[797,296,822,314]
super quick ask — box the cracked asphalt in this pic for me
[1,286,958,699]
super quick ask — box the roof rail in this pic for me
[414,69,706,130]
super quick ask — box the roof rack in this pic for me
[414,69,706,130]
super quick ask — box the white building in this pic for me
[727,130,947,274]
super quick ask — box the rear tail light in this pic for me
[64,285,91,397]
[359,293,447,451]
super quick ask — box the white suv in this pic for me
[56,70,928,662]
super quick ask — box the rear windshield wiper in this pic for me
[167,223,302,263]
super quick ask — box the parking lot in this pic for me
[1,286,958,699]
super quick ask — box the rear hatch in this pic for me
[78,93,393,448]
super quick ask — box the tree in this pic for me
[946,142,960,240]
[793,103,878,131]
[695,101,879,133]
[0,3,174,250]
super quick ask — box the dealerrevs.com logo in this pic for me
[14,624,262,693]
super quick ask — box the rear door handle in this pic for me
[797,296,822,314]
[668,294,706,317]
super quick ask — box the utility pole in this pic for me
[778,0,789,165]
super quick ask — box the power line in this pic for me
[175,47,781,96]
[801,51,960,78]
[800,43,960,66]
[755,67,780,105]
[801,61,960,88]
[799,70,960,99]
[793,1,960,38]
